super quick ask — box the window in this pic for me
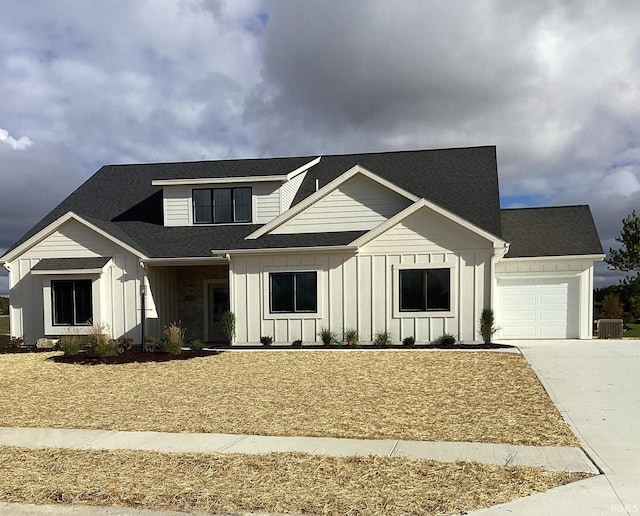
[399,268,450,311]
[193,187,252,224]
[270,272,317,313]
[52,280,93,325]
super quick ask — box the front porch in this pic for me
[146,263,230,344]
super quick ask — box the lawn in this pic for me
[0,350,578,446]
[0,446,589,515]
[624,323,640,338]
[0,316,9,335]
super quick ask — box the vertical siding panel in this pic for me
[371,255,385,341]
[416,318,429,343]
[387,255,400,340]
[358,256,372,341]
[343,256,357,332]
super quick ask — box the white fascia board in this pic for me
[286,156,321,180]
[32,268,104,275]
[142,257,229,266]
[152,175,288,186]
[245,164,420,240]
[350,198,507,248]
[500,254,606,262]
[211,245,359,256]
[1,211,149,263]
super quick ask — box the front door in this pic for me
[207,282,229,343]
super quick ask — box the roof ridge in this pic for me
[102,145,496,168]
[501,204,589,212]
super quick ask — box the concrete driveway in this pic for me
[472,339,640,515]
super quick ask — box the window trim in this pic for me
[269,271,318,313]
[392,263,455,318]
[192,186,253,225]
[262,266,323,320]
[51,279,93,326]
[43,275,102,335]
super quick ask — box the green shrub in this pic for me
[318,328,337,346]
[260,335,273,346]
[343,328,358,345]
[479,308,499,344]
[437,333,456,346]
[88,323,115,356]
[94,339,117,357]
[402,336,415,347]
[221,311,236,344]
[374,330,393,347]
[143,336,163,352]
[163,322,185,355]
[189,339,204,351]
[59,334,83,356]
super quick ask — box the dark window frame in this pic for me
[269,271,318,313]
[51,279,93,326]
[399,268,451,312]
[192,187,252,224]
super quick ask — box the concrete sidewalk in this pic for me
[0,426,598,474]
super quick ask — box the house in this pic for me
[0,146,604,344]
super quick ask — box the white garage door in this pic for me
[497,277,580,339]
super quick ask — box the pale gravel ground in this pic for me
[0,350,579,446]
[0,446,590,515]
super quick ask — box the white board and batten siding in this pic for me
[230,206,494,344]
[8,219,147,342]
[162,182,283,226]
[495,258,595,339]
[272,174,412,234]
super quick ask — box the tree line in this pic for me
[597,210,640,321]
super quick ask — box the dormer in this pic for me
[151,157,319,227]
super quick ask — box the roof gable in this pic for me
[354,198,506,250]
[250,165,416,238]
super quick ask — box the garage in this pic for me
[496,276,580,339]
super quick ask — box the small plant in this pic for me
[115,335,134,353]
[8,336,24,348]
[88,323,114,356]
[343,328,358,346]
[94,339,118,357]
[189,339,205,351]
[59,334,83,356]
[402,336,415,347]
[479,308,499,345]
[292,339,303,348]
[143,336,163,352]
[374,330,393,347]
[318,328,337,346]
[260,335,273,346]
[162,322,185,355]
[437,333,456,346]
[221,311,236,344]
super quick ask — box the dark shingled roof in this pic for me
[32,257,111,271]
[501,206,604,258]
[3,146,503,259]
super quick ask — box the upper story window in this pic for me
[193,187,252,224]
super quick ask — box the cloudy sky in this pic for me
[1,0,639,296]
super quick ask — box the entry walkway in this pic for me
[0,426,597,473]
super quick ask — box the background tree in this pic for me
[601,292,624,319]
[607,210,640,280]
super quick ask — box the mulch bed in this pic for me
[49,347,222,365]
[0,339,512,363]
